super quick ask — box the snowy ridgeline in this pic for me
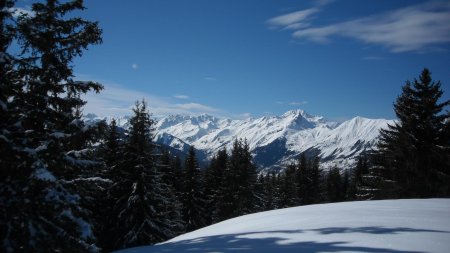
[114,199,450,253]
[85,110,393,171]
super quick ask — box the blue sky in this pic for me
[18,0,450,120]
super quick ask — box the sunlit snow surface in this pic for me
[115,199,450,253]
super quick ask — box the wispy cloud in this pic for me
[204,76,217,81]
[267,0,334,30]
[289,101,308,106]
[81,80,223,118]
[314,0,335,7]
[267,8,319,30]
[174,103,219,113]
[239,112,252,119]
[362,56,385,61]
[131,63,138,69]
[173,94,189,99]
[269,1,450,53]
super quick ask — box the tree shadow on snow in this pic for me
[120,226,449,253]
[311,226,449,235]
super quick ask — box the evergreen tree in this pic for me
[181,146,206,232]
[342,169,350,201]
[376,68,449,197]
[231,139,259,215]
[326,167,344,202]
[296,153,308,204]
[108,100,182,251]
[308,156,323,203]
[214,139,259,221]
[203,148,227,225]
[159,149,182,198]
[260,172,278,210]
[349,155,368,200]
[213,160,235,222]
[296,154,322,205]
[101,119,122,166]
[277,163,298,208]
[95,119,123,250]
[0,1,103,252]
[171,155,183,197]
[358,151,399,200]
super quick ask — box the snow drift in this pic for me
[114,199,450,253]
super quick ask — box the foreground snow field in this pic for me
[115,199,450,253]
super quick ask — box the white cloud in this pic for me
[362,56,385,61]
[270,1,450,53]
[173,103,219,113]
[81,80,223,118]
[238,112,252,119]
[289,101,308,106]
[267,8,319,28]
[275,101,285,105]
[314,0,335,7]
[283,22,310,31]
[131,63,138,69]
[173,94,189,99]
[204,76,217,81]
[266,0,335,30]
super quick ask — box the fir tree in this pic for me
[214,139,259,221]
[277,163,298,208]
[171,155,184,197]
[259,172,278,210]
[309,156,323,203]
[342,169,350,201]
[181,146,206,232]
[296,154,322,205]
[295,153,307,204]
[231,139,259,215]
[0,0,20,188]
[349,155,368,200]
[0,1,103,252]
[203,148,227,225]
[159,149,181,197]
[376,68,449,197]
[108,100,182,251]
[326,167,344,202]
[95,119,123,250]
[213,151,236,222]
[101,118,122,166]
[358,151,399,200]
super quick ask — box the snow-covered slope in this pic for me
[114,199,450,253]
[85,110,393,170]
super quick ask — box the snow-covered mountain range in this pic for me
[85,110,393,171]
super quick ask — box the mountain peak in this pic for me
[281,109,308,118]
[84,113,99,119]
[280,109,326,128]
